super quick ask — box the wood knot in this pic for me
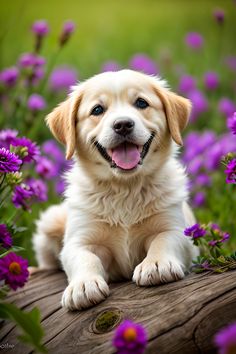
[93,308,123,334]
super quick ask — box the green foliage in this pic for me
[0,303,47,353]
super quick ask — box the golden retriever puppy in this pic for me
[33,69,198,310]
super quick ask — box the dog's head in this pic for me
[46,70,191,180]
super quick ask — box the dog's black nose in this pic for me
[113,119,135,136]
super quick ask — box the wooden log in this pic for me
[1,270,236,353]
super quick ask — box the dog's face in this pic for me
[47,70,191,180]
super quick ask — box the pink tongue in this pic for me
[112,143,140,170]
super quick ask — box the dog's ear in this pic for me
[46,93,82,159]
[156,88,191,146]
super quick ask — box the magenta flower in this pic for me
[36,156,57,179]
[227,112,236,135]
[32,20,49,36]
[112,320,147,354]
[0,224,13,249]
[193,192,206,207]
[178,75,196,94]
[49,66,78,92]
[11,137,40,163]
[188,90,208,121]
[195,174,211,186]
[204,72,219,90]
[101,61,121,72]
[27,94,46,112]
[129,54,159,75]
[12,184,34,209]
[0,252,29,290]
[214,322,236,354]
[184,224,206,238]
[0,148,22,173]
[0,129,18,149]
[185,32,204,50]
[55,179,66,195]
[224,159,236,184]
[218,98,236,117]
[42,140,64,163]
[213,8,225,24]
[19,53,46,68]
[0,67,19,87]
[225,56,236,72]
[63,20,75,35]
[27,178,48,202]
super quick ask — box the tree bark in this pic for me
[1,270,236,353]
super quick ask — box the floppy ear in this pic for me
[46,94,81,159]
[156,89,191,146]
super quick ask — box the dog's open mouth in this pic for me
[94,132,155,171]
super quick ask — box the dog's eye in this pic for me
[134,98,149,109]
[91,105,104,116]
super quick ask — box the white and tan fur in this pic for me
[33,70,198,311]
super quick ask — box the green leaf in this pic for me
[0,302,47,353]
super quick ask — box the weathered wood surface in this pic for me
[1,270,236,353]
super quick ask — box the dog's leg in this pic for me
[32,204,66,271]
[133,205,198,286]
[60,215,112,311]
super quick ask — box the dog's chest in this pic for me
[88,185,160,227]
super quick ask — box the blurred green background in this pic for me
[1,0,236,79]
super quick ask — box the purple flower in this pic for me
[195,174,211,186]
[184,224,206,238]
[193,192,206,207]
[0,67,19,87]
[112,320,147,354]
[0,129,18,149]
[178,75,196,94]
[19,53,36,67]
[36,156,57,179]
[55,179,66,195]
[101,61,121,72]
[213,8,225,24]
[0,252,29,290]
[188,90,208,121]
[27,178,48,202]
[214,322,236,354]
[224,159,236,184]
[227,112,236,135]
[63,20,75,35]
[11,137,40,163]
[0,224,13,249]
[187,156,203,175]
[59,21,76,46]
[12,184,34,209]
[225,56,236,72]
[129,54,159,75]
[27,94,46,112]
[218,98,236,117]
[19,53,46,68]
[42,140,64,163]
[185,32,204,50]
[49,66,78,92]
[0,148,22,173]
[204,72,219,90]
[32,20,49,36]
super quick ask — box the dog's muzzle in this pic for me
[94,132,155,171]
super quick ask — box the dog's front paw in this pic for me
[132,257,185,286]
[61,275,109,311]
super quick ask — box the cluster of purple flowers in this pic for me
[184,223,230,248]
[182,129,236,206]
[214,322,236,354]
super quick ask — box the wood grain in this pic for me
[1,270,236,353]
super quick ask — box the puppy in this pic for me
[33,69,198,310]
